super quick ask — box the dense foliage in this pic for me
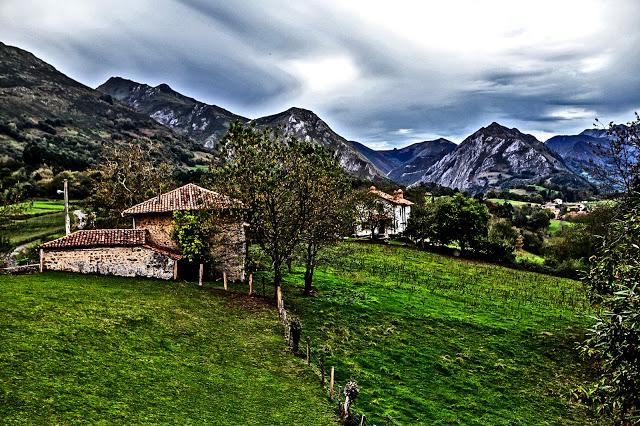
[171,210,215,264]
[406,193,516,261]
[577,116,640,424]
[209,122,354,301]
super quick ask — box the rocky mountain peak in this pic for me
[410,122,584,193]
[155,83,173,93]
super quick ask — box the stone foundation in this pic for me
[42,246,177,280]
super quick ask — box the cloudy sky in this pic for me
[1,0,639,148]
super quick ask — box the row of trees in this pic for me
[405,193,515,262]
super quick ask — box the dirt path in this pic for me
[3,242,33,267]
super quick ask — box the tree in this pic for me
[88,142,174,226]
[406,193,490,253]
[209,122,326,302]
[578,197,640,422]
[298,149,355,295]
[577,116,640,423]
[591,114,640,194]
[488,217,518,250]
[172,210,221,286]
[404,204,437,248]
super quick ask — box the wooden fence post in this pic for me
[248,273,253,296]
[39,249,44,273]
[277,286,283,310]
[329,366,335,400]
[198,263,204,287]
[223,272,228,290]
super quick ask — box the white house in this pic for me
[354,186,414,238]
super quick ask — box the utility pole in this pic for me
[64,179,70,235]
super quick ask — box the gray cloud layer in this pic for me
[1,0,639,147]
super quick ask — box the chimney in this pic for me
[393,189,404,200]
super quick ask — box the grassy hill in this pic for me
[0,273,336,424]
[2,200,69,252]
[276,242,596,425]
[1,241,600,424]
[0,42,204,198]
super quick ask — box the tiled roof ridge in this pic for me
[368,187,414,206]
[121,183,243,216]
[40,229,148,249]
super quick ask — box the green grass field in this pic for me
[5,211,66,246]
[515,249,545,265]
[19,200,66,217]
[275,242,596,425]
[2,200,72,250]
[487,198,540,207]
[548,219,575,236]
[0,273,336,424]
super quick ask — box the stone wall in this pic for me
[136,214,177,250]
[210,220,246,282]
[136,213,246,281]
[42,246,176,280]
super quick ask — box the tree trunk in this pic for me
[304,243,316,296]
[273,266,282,305]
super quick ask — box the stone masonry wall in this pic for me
[136,213,246,281]
[210,220,246,282]
[136,214,177,250]
[42,246,176,280]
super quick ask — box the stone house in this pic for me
[40,229,181,280]
[40,184,246,281]
[354,186,414,238]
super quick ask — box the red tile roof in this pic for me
[369,186,414,206]
[40,229,182,259]
[41,229,147,248]
[121,183,242,216]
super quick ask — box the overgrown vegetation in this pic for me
[576,115,640,423]
[88,142,175,227]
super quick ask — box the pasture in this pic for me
[278,242,595,425]
[0,273,336,425]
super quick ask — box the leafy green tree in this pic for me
[488,217,518,249]
[577,116,640,423]
[209,122,336,302]
[298,148,355,295]
[171,210,214,264]
[578,198,640,422]
[407,193,490,253]
[404,204,437,248]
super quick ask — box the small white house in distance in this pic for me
[354,186,414,239]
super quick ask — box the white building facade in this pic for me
[354,186,414,238]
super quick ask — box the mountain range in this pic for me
[0,42,197,174]
[0,41,616,194]
[97,78,384,182]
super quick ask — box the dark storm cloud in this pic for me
[0,0,639,147]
